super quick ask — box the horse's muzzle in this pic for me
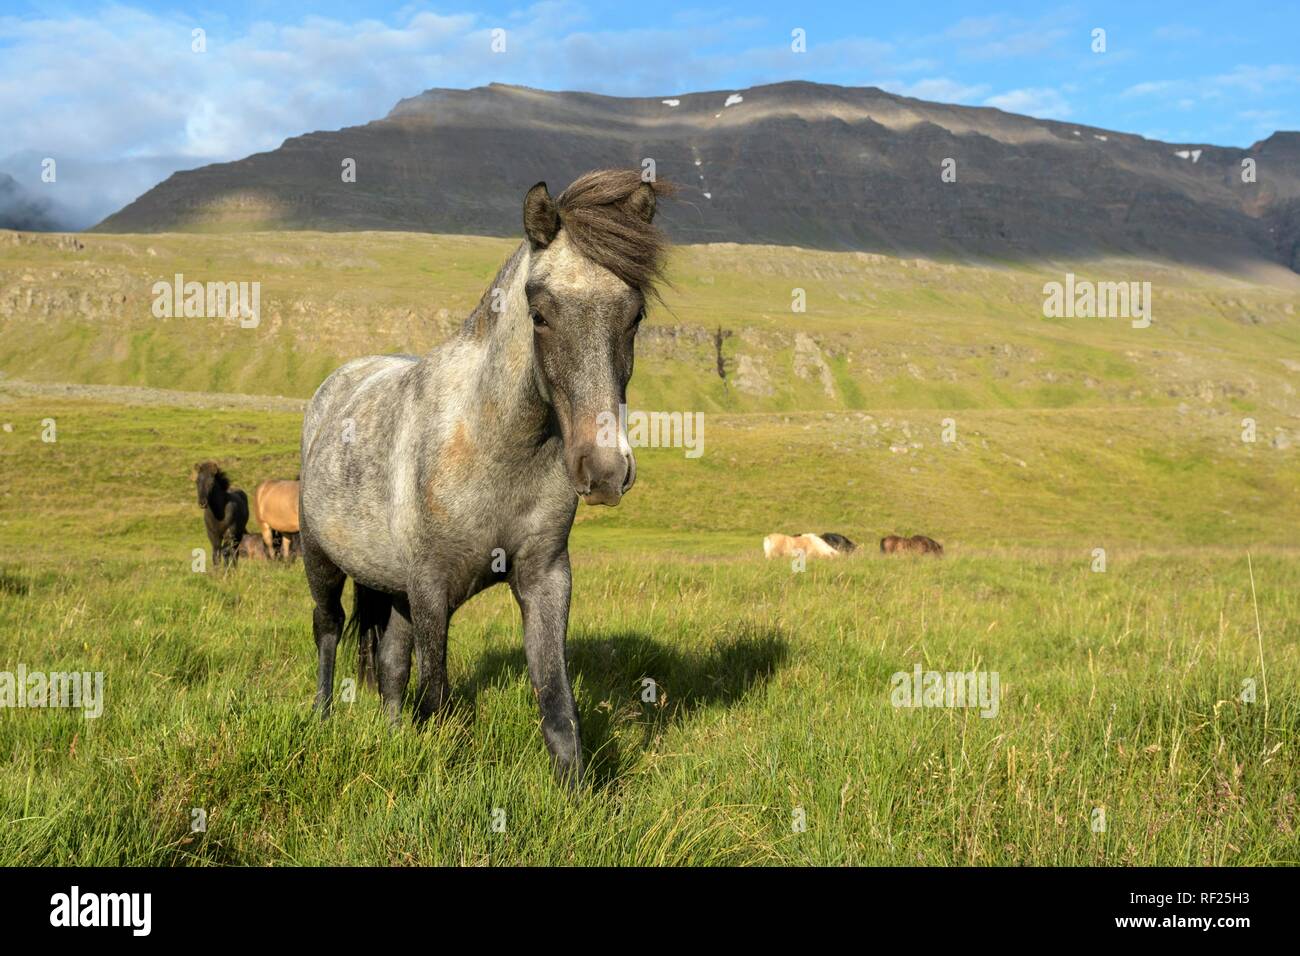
[571,443,635,507]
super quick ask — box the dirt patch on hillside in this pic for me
[0,376,305,413]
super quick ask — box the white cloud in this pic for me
[1208,64,1300,94]
[925,13,1074,61]
[0,6,741,225]
[1121,80,1179,98]
[880,77,991,104]
[0,5,927,227]
[1120,66,1300,107]
[983,87,1071,119]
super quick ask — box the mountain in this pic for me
[94,81,1300,273]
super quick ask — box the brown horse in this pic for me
[880,534,945,557]
[254,479,300,559]
[238,533,270,561]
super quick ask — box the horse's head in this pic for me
[193,461,226,509]
[521,170,672,506]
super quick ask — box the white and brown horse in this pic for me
[763,533,843,560]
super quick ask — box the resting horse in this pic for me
[300,170,671,786]
[881,534,945,556]
[819,532,856,554]
[238,533,270,561]
[192,461,249,567]
[763,533,841,559]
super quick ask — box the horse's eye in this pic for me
[632,308,645,329]
[531,309,548,329]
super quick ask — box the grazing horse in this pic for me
[254,479,300,558]
[300,169,672,786]
[881,534,945,556]
[238,533,270,561]
[763,533,841,560]
[819,532,857,554]
[192,462,249,567]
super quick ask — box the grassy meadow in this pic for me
[0,393,1296,865]
[0,229,1297,865]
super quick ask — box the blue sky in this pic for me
[2,1,1298,227]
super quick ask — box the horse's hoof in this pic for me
[554,761,586,792]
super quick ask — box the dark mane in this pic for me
[555,169,675,301]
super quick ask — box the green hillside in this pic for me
[3,229,1299,420]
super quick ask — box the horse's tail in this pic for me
[343,582,390,692]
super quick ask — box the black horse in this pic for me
[193,461,250,568]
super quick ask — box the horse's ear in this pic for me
[523,182,559,249]
[626,181,656,224]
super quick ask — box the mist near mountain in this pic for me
[0,173,66,231]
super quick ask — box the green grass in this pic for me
[0,395,1296,865]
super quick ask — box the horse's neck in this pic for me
[464,242,550,442]
[207,485,228,518]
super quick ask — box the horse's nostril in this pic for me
[571,448,633,501]
[573,454,593,494]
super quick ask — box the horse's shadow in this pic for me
[458,627,789,789]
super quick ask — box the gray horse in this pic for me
[300,169,672,786]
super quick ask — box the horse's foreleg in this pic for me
[206,525,222,570]
[511,552,583,788]
[408,580,450,726]
[222,529,239,567]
